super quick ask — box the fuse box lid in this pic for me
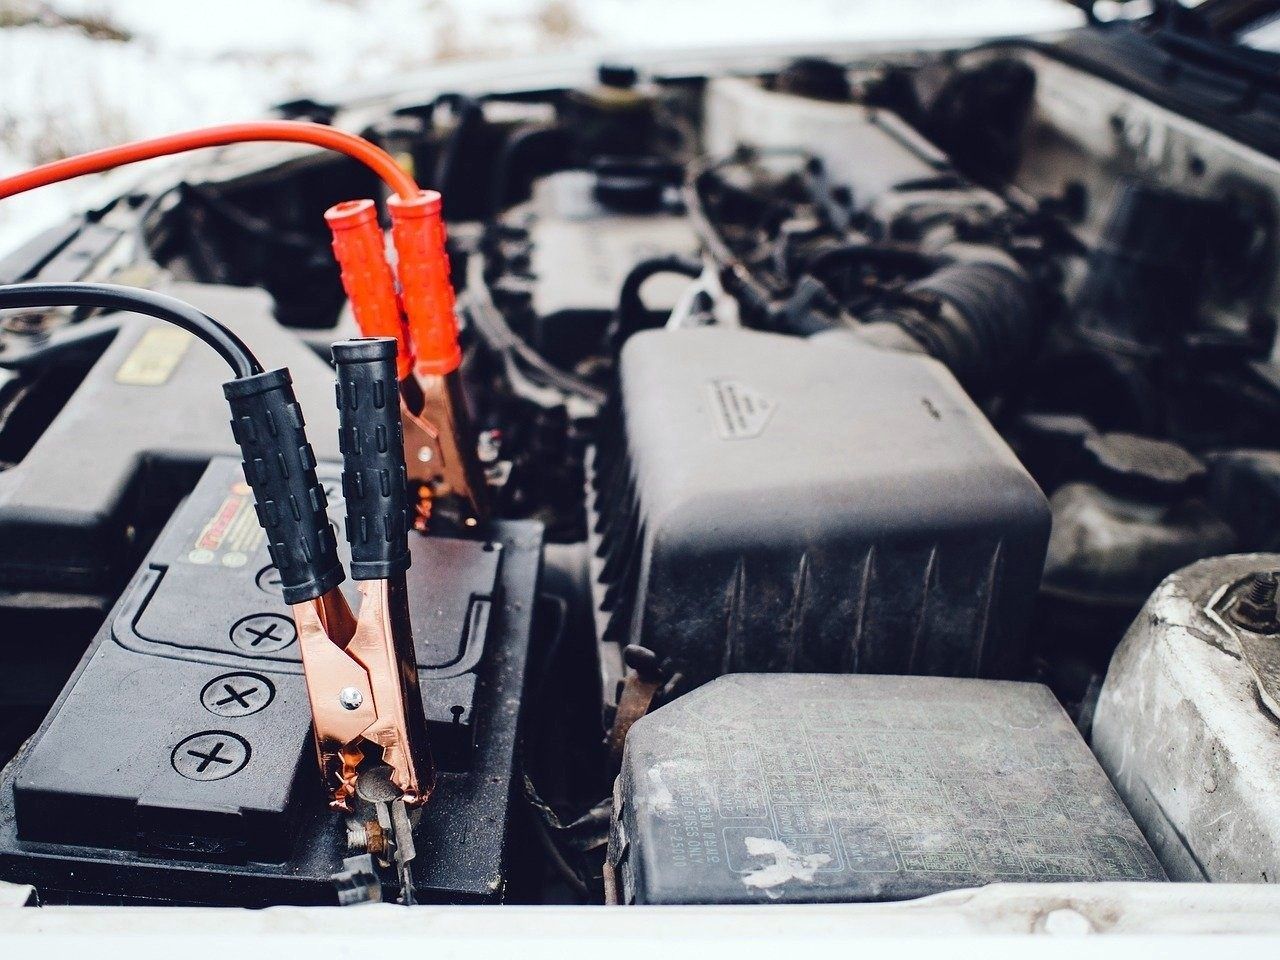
[609,673,1165,905]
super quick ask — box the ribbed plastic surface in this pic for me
[589,328,1050,690]
[333,337,411,580]
[223,368,343,603]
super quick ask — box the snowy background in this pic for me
[0,0,1082,256]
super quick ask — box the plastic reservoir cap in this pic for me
[387,190,461,377]
[324,199,412,380]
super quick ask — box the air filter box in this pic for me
[588,328,1050,692]
[607,674,1164,904]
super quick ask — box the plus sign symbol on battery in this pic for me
[229,613,296,654]
[200,672,275,717]
[171,731,250,781]
[188,741,233,773]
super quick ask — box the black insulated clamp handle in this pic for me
[333,338,412,580]
[223,368,344,604]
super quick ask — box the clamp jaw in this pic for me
[293,578,429,810]
[400,370,489,528]
[223,338,433,813]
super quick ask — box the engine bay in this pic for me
[2,31,1280,910]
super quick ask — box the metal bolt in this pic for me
[346,821,369,852]
[1231,571,1280,633]
[339,687,364,710]
[416,446,434,463]
[1250,572,1277,607]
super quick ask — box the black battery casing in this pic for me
[0,458,543,905]
[0,282,343,599]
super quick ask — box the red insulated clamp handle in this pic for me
[325,199,413,380]
[388,190,461,377]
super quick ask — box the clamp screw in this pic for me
[346,821,369,852]
[346,819,388,856]
[339,686,364,710]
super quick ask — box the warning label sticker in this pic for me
[707,379,776,440]
[114,326,192,386]
[185,481,263,569]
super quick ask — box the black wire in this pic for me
[0,282,262,378]
[464,251,608,405]
[803,242,941,278]
[489,123,567,217]
[610,254,702,350]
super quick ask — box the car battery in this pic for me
[608,674,1164,905]
[0,457,544,905]
[0,281,342,602]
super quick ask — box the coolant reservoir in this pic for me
[1092,553,1280,882]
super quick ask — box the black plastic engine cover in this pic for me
[589,328,1050,691]
[0,458,543,905]
[608,674,1165,904]
[499,170,698,363]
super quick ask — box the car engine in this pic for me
[2,29,1280,912]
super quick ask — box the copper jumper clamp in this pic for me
[223,337,433,816]
[299,337,433,811]
[293,575,429,810]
